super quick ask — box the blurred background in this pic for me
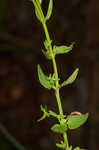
[0,0,99,149]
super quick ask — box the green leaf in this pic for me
[48,110,58,118]
[35,8,42,22]
[53,43,74,56]
[38,105,49,122]
[33,0,44,23]
[45,0,53,22]
[44,40,52,50]
[61,68,79,88]
[67,113,88,130]
[42,49,52,59]
[51,123,67,134]
[37,64,53,89]
[56,141,66,149]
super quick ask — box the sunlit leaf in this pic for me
[61,68,79,88]
[67,113,88,130]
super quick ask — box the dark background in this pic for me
[0,0,99,150]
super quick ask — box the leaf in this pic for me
[33,0,44,23]
[37,112,47,122]
[44,40,52,50]
[56,141,66,149]
[61,68,79,88]
[48,110,58,118]
[37,105,49,121]
[35,8,42,22]
[42,49,52,59]
[45,0,53,22]
[67,113,88,130]
[37,64,53,89]
[51,123,67,134]
[53,43,74,55]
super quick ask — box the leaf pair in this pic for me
[38,63,79,90]
[43,42,74,60]
[33,0,53,23]
[51,113,88,134]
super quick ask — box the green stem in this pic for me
[42,22,69,149]
[0,123,27,150]
[64,133,69,150]
[32,1,69,149]
[42,23,63,115]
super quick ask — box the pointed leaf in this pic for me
[67,113,88,130]
[37,64,53,89]
[51,123,67,134]
[45,0,53,22]
[33,0,44,23]
[53,43,74,55]
[35,8,42,22]
[37,113,47,122]
[38,105,49,122]
[61,68,79,88]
